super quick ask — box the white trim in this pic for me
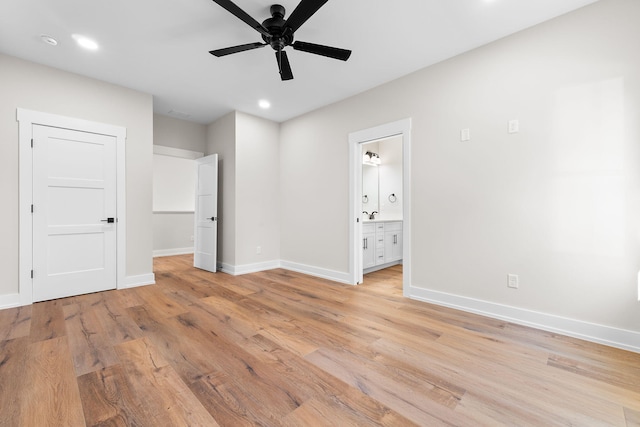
[153,145,204,160]
[280,260,352,285]
[215,259,351,284]
[218,260,351,285]
[17,108,127,306]
[120,274,156,289]
[409,286,640,354]
[18,111,33,306]
[115,120,127,291]
[216,262,235,275]
[217,260,282,276]
[153,247,194,258]
[0,294,21,310]
[349,118,412,295]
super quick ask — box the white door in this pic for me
[32,125,117,302]
[194,154,218,272]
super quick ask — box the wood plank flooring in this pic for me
[1,254,639,426]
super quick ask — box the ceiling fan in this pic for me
[208,0,352,81]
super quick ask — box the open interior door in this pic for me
[194,154,218,272]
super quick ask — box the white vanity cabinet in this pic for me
[363,220,402,273]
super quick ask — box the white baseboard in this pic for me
[280,260,352,285]
[0,274,156,311]
[120,273,156,289]
[218,260,281,276]
[215,259,351,285]
[409,286,640,354]
[153,247,194,257]
[0,293,21,310]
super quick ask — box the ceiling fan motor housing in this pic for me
[262,4,293,51]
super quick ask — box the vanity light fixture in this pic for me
[363,151,381,166]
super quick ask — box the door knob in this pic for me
[100,218,115,223]
[210,217,217,221]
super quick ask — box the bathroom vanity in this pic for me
[362,220,402,273]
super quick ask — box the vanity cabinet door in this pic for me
[363,224,376,269]
[384,222,403,263]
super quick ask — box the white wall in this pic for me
[378,137,403,220]
[206,112,236,266]
[280,0,640,339]
[206,111,280,272]
[151,116,206,257]
[153,152,198,212]
[0,53,154,300]
[154,114,206,153]
[236,112,281,267]
[152,213,195,256]
[152,149,204,257]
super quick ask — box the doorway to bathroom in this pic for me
[349,119,411,296]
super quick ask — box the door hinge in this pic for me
[357,218,360,223]
[31,270,34,279]
[31,204,34,213]
[31,138,33,148]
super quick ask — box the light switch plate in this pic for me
[461,128,471,141]
[508,119,519,134]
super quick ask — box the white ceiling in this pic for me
[0,0,598,124]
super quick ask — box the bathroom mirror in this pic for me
[361,136,403,221]
[362,163,379,215]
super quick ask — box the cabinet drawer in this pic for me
[376,234,385,248]
[385,221,403,232]
[376,248,385,264]
[375,223,385,232]
[363,223,375,234]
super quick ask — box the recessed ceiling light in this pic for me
[72,34,99,51]
[258,99,271,109]
[40,35,58,46]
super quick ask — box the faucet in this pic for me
[369,211,378,220]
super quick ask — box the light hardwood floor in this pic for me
[1,254,639,426]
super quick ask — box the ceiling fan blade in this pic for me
[209,42,266,57]
[211,0,271,37]
[292,41,351,61]
[276,50,294,81]
[284,0,329,33]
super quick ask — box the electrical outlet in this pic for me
[256,246,261,254]
[460,128,471,141]
[508,119,519,134]
[507,274,519,289]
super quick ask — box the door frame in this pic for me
[348,118,412,295]
[18,108,127,305]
